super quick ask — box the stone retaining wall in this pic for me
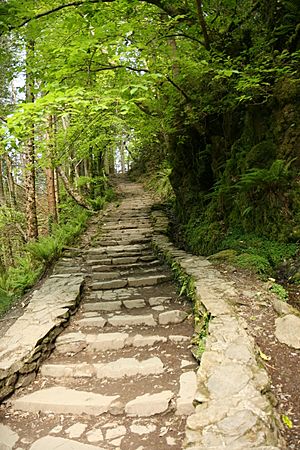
[151,210,286,450]
[0,275,84,402]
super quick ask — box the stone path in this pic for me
[0,182,198,450]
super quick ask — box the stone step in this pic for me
[12,387,119,415]
[76,309,188,328]
[55,331,189,353]
[91,260,160,272]
[29,436,104,450]
[91,267,162,281]
[127,274,171,287]
[91,274,170,290]
[12,387,175,417]
[82,301,123,312]
[86,252,154,265]
[41,356,164,379]
[87,244,150,256]
[98,238,151,246]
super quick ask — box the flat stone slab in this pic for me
[176,371,197,415]
[125,390,173,417]
[13,387,119,415]
[0,276,84,400]
[41,357,164,379]
[149,296,172,306]
[0,424,19,450]
[91,279,127,290]
[83,301,122,312]
[29,436,104,450]
[123,299,146,309]
[108,314,156,327]
[275,314,300,349]
[76,317,107,328]
[158,310,188,325]
[128,275,170,287]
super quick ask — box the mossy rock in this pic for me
[208,249,238,261]
[291,271,300,284]
[246,140,276,169]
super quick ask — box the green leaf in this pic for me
[281,415,293,429]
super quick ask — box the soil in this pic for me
[215,262,300,450]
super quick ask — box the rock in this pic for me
[83,302,122,312]
[208,249,237,261]
[105,426,126,440]
[207,364,251,398]
[123,299,146,309]
[272,298,293,316]
[176,371,197,415]
[158,310,187,325]
[86,429,104,443]
[76,317,107,328]
[127,275,170,287]
[0,424,19,450]
[130,424,157,435]
[65,423,87,438]
[149,297,172,306]
[86,333,129,351]
[91,279,127,290]
[125,391,173,417]
[128,334,167,347]
[12,387,119,415]
[108,314,156,327]
[29,437,105,450]
[275,314,300,348]
[95,357,164,379]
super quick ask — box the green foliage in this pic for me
[6,255,42,296]
[146,161,175,202]
[233,253,271,274]
[27,236,63,263]
[270,283,288,300]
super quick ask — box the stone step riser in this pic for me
[90,260,160,272]
[55,332,189,354]
[41,357,164,380]
[91,275,171,290]
[12,387,177,418]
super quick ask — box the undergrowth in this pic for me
[0,204,91,317]
[181,218,298,278]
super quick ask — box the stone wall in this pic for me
[0,275,84,402]
[151,210,286,450]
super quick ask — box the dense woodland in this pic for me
[0,0,299,310]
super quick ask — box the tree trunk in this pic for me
[45,115,58,229]
[120,141,126,174]
[57,166,92,210]
[0,159,5,205]
[24,138,38,240]
[24,40,38,241]
[5,154,17,207]
[195,0,210,50]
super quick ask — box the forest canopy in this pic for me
[0,0,299,303]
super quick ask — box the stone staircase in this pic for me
[0,182,197,450]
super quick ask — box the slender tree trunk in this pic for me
[45,115,58,229]
[0,159,5,205]
[120,142,126,174]
[57,166,92,210]
[109,148,115,175]
[5,154,17,208]
[195,0,210,50]
[24,40,38,240]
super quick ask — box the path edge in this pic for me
[0,274,84,403]
[151,209,286,450]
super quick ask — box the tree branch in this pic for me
[165,76,191,102]
[11,0,188,31]
[195,0,210,50]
